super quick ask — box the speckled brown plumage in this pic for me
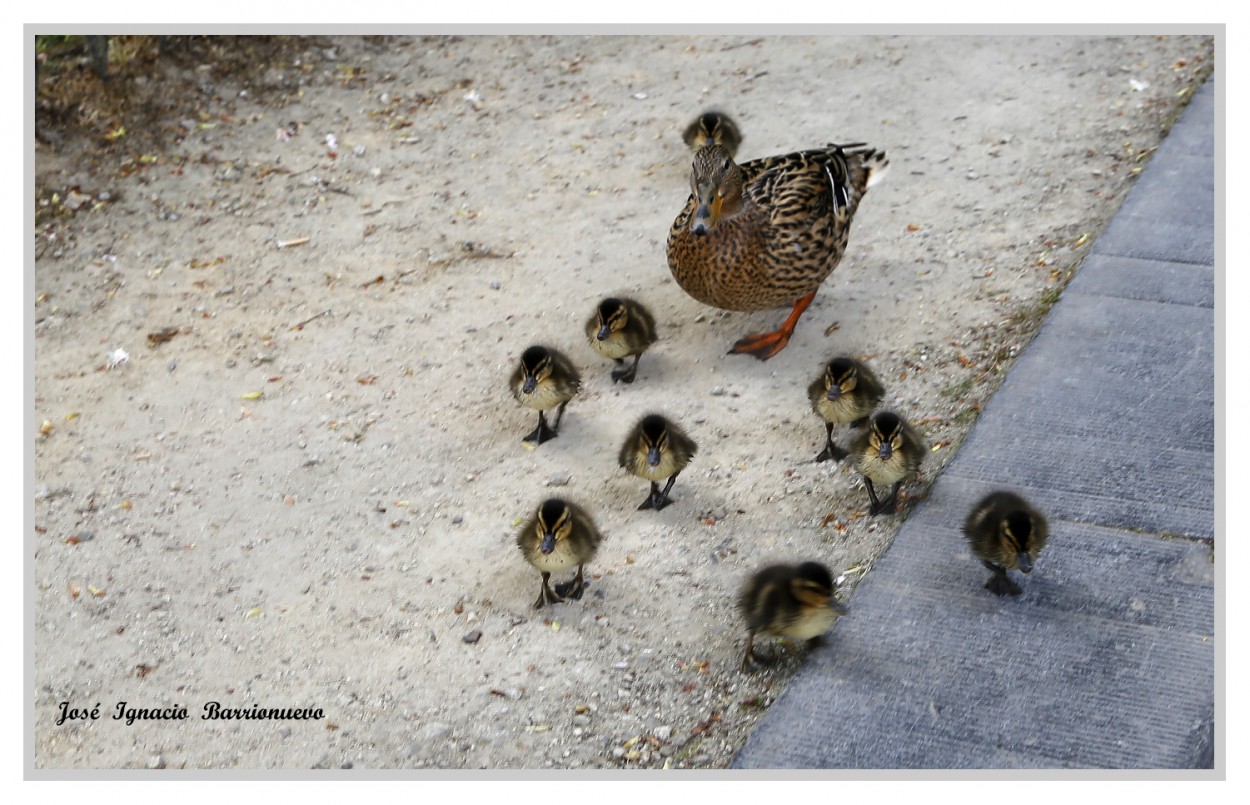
[667,142,888,359]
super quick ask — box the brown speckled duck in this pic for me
[585,297,658,384]
[808,356,885,462]
[851,410,926,516]
[682,110,742,158]
[509,345,581,445]
[667,135,888,360]
[738,561,848,672]
[516,498,603,609]
[964,491,1049,597]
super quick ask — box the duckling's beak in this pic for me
[825,386,842,402]
[540,530,557,555]
[877,442,893,460]
[647,444,662,467]
[596,323,611,341]
[522,375,537,395]
[1016,552,1033,574]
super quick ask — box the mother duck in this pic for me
[667,118,889,360]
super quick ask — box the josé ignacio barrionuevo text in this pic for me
[57,701,325,726]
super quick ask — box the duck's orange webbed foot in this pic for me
[730,330,793,360]
[727,291,817,361]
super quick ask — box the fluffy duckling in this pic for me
[852,411,926,516]
[618,413,698,511]
[964,491,1050,597]
[682,110,742,158]
[808,356,885,462]
[585,297,658,384]
[510,345,581,445]
[738,561,848,672]
[516,498,603,609]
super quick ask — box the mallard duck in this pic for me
[808,356,885,462]
[585,297,658,384]
[738,561,848,672]
[682,110,742,158]
[510,345,581,445]
[667,140,888,360]
[964,491,1049,597]
[851,410,925,516]
[618,413,697,511]
[516,498,603,609]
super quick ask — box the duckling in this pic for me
[964,491,1049,597]
[738,561,848,673]
[808,356,885,462]
[851,410,926,516]
[585,297,658,384]
[667,140,888,360]
[516,498,603,609]
[618,413,698,511]
[509,345,581,445]
[682,110,742,158]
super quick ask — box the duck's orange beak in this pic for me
[691,189,721,235]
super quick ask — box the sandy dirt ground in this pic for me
[32,34,1213,770]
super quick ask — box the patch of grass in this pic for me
[940,377,974,400]
[953,405,981,425]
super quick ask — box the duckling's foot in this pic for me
[522,417,558,445]
[814,442,848,463]
[985,571,1022,597]
[610,366,638,384]
[553,579,586,600]
[740,634,762,673]
[868,499,895,516]
[533,588,565,609]
[646,493,674,511]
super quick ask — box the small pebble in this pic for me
[546,473,571,487]
[463,630,482,644]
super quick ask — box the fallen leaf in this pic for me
[240,391,264,400]
[147,327,179,346]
